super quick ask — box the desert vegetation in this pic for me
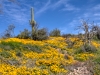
[0,0,100,75]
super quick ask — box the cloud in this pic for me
[62,4,80,11]
[94,13,100,16]
[36,0,51,15]
[93,4,100,10]
[3,1,30,26]
[51,0,67,9]
[35,0,68,16]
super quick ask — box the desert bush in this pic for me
[66,38,75,49]
[93,64,100,75]
[37,28,48,40]
[0,51,12,58]
[74,43,97,55]
[74,47,84,54]
[75,43,97,53]
[82,43,97,52]
[62,34,73,38]
[31,28,48,41]
[49,28,61,37]
[16,51,23,57]
[17,29,31,39]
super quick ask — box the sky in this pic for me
[0,0,100,35]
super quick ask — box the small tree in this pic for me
[2,24,15,38]
[49,28,61,37]
[77,20,97,52]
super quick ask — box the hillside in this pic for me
[0,37,100,75]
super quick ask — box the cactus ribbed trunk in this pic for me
[29,7,36,39]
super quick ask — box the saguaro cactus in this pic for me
[29,7,36,39]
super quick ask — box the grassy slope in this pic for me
[0,37,100,75]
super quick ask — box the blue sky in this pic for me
[0,0,100,35]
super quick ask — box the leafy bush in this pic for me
[49,28,61,37]
[17,29,31,39]
[0,51,12,58]
[37,28,48,40]
[81,43,97,52]
[62,34,73,38]
[16,51,23,57]
[32,28,48,41]
[93,64,100,75]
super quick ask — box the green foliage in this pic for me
[37,28,48,40]
[32,28,48,41]
[0,41,23,50]
[24,44,42,53]
[16,51,23,57]
[0,51,12,58]
[17,29,31,39]
[93,63,100,75]
[81,43,97,52]
[75,43,97,53]
[94,57,100,64]
[49,28,61,37]
[74,47,84,54]
[62,34,73,38]
[0,41,43,53]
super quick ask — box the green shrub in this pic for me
[93,63,100,75]
[74,43,97,54]
[74,47,84,54]
[37,28,48,40]
[62,34,72,38]
[17,29,31,39]
[0,51,12,58]
[75,43,97,53]
[82,43,97,52]
[16,51,23,57]
[0,41,23,50]
[49,28,61,37]
[31,28,48,41]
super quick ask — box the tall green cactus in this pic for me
[29,7,36,26]
[29,7,36,39]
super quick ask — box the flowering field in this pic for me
[0,37,100,75]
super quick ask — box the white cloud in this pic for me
[36,0,51,15]
[62,4,80,11]
[93,4,100,10]
[94,13,100,16]
[51,0,67,9]
[3,2,29,26]
[35,0,69,16]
